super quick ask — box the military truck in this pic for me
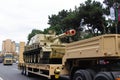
[20,27,120,80]
[61,34,120,80]
[3,53,13,65]
[19,31,120,80]
[18,29,76,79]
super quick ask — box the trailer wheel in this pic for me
[73,70,92,80]
[26,71,33,77]
[94,72,114,80]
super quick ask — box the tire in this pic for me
[26,71,33,77]
[94,72,114,80]
[73,70,92,80]
[86,69,96,79]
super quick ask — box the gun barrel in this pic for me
[52,29,76,40]
[65,29,76,36]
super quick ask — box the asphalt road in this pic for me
[0,63,69,80]
[0,63,46,80]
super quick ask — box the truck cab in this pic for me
[3,53,13,65]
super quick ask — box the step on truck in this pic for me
[18,29,76,79]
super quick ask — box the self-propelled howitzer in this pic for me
[23,29,76,64]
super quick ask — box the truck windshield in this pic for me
[5,54,13,58]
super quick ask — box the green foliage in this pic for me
[47,9,69,34]
[27,0,120,42]
[80,0,106,35]
[103,0,120,34]
[44,0,107,41]
[44,24,61,34]
[83,33,93,39]
[103,0,120,7]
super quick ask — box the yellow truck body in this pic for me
[64,34,120,60]
[19,33,120,80]
[3,53,13,65]
[61,34,120,80]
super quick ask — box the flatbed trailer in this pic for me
[21,63,63,79]
[18,29,76,79]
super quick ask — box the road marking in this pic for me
[0,77,3,80]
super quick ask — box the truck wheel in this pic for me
[26,71,33,77]
[86,69,96,79]
[73,70,92,80]
[94,72,114,80]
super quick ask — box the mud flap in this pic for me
[116,78,120,80]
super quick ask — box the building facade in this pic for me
[2,39,16,54]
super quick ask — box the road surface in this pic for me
[0,63,45,80]
[0,63,69,80]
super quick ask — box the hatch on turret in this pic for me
[29,34,45,45]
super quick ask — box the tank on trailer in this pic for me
[19,29,76,79]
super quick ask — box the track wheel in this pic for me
[94,72,114,80]
[73,70,92,80]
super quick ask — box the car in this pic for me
[16,61,18,64]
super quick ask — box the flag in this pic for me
[110,7,115,20]
[118,6,120,22]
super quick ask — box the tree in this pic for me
[103,0,120,7]
[62,0,106,38]
[62,10,82,41]
[103,0,120,34]
[47,9,69,34]
[79,0,106,35]
[45,0,106,40]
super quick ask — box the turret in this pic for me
[28,29,76,46]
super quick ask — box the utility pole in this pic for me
[113,1,119,34]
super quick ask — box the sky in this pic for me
[0,0,103,50]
